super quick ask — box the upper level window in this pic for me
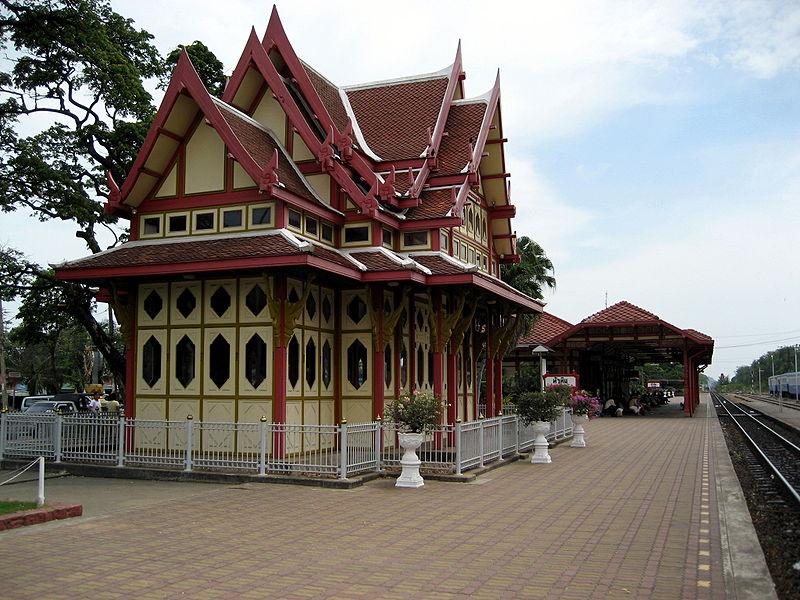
[321,222,334,243]
[440,232,448,252]
[251,205,272,227]
[168,214,187,234]
[222,208,243,229]
[382,228,394,249]
[402,231,428,247]
[142,216,161,237]
[288,209,302,229]
[194,211,215,232]
[344,225,369,244]
[305,216,318,237]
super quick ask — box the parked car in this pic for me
[20,395,54,411]
[25,400,80,415]
[53,393,92,412]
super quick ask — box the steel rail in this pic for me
[714,392,800,505]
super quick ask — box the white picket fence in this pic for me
[0,409,572,479]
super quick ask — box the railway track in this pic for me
[713,392,800,506]
[734,392,800,411]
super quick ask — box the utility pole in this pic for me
[0,298,7,411]
[795,345,799,402]
[758,368,763,395]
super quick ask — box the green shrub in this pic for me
[516,390,563,425]
[386,390,442,433]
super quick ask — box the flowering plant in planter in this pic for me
[546,384,573,406]
[386,390,442,433]
[570,391,601,418]
[516,390,563,426]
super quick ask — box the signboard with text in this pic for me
[544,373,579,389]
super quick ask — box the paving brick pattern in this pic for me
[1,399,726,599]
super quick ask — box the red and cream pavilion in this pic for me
[55,8,541,430]
[505,302,714,416]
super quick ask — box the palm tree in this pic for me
[501,237,556,300]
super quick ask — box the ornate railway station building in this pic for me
[55,8,541,432]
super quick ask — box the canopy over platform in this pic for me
[507,301,714,416]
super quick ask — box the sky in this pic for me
[2,0,799,381]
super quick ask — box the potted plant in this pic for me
[569,391,600,448]
[516,390,563,463]
[386,390,442,488]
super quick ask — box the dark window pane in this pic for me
[288,336,300,388]
[347,295,367,324]
[306,294,316,320]
[210,286,231,317]
[245,334,267,388]
[209,334,231,389]
[347,339,368,390]
[322,296,332,324]
[143,290,163,320]
[175,335,196,388]
[321,222,333,242]
[143,217,160,235]
[168,215,187,232]
[252,206,271,225]
[427,349,434,387]
[223,209,243,228]
[176,288,196,318]
[142,336,161,387]
[322,340,332,388]
[383,228,393,247]
[305,217,318,236]
[306,337,316,388]
[288,209,301,228]
[195,212,214,230]
[384,344,392,389]
[344,226,369,243]
[416,345,424,387]
[403,231,428,247]
[245,285,267,316]
[400,344,408,387]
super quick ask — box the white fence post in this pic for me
[53,414,63,464]
[184,415,194,472]
[374,418,382,473]
[455,420,462,475]
[0,410,6,462]
[116,415,125,467]
[339,420,348,480]
[514,415,520,455]
[478,418,485,468]
[258,416,268,476]
[36,456,45,507]
[498,413,504,459]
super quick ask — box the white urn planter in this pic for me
[396,432,425,488]
[531,421,552,464]
[570,413,589,448]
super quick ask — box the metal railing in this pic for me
[0,409,572,480]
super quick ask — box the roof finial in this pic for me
[106,171,120,204]
[335,118,354,162]
[378,166,396,201]
[407,167,414,188]
[318,126,336,172]
[258,149,280,195]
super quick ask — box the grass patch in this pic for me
[0,500,38,516]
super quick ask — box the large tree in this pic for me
[500,237,556,300]
[0,1,225,404]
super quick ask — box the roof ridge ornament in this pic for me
[258,149,281,196]
[318,126,337,172]
[334,118,354,162]
[378,166,397,202]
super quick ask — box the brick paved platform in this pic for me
[0,396,767,599]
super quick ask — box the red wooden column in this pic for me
[123,290,137,418]
[273,274,288,455]
[485,309,495,418]
[683,344,692,416]
[371,286,385,420]
[433,291,448,421]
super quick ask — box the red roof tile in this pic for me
[302,63,350,133]
[215,101,316,203]
[581,301,660,324]
[436,102,486,175]
[518,312,573,347]
[405,188,456,220]
[411,254,468,275]
[350,251,411,272]
[345,77,449,161]
[684,328,714,343]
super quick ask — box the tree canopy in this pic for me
[163,40,226,96]
[500,237,556,301]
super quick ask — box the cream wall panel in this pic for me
[184,122,224,194]
[169,328,201,396]
[203,398,235,422]
[342,398,371,425]
[239,278,271,323]
[293,132,314,161]
[201,399,236,453]
[163,94,197,134]
[133,398,166,449]
[155,163,177,198]
[232,161,256,189]
[286,400,303,454]
[303,285,320,328]
[320,401,335,449]
[303,400,321,451]
[138,283,168,327]
[170,281,201,325]
[251,93,286,141]
[236,400,273,454]
[168,398,200,450]
[320,287,335,330]
[203,327,236,396]
[306,173,331,204]
[238,326,273,396]
[204,279,237,324]
[341,290,371,330]
[341,333,372,397]
[136,329,167,395]
[303,330,319,396]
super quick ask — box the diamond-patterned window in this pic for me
[175,335,196,388]
[347,339,368,390]
[210,286,231,317]
[416,345,424,387]
[209,334,231,389]
[142,336,161,387]
[245,285,267,317]
[322,340,332,388]
[245,334,267,389]
[288,336,300,388]
[384,344,392,388]
[322,295,332,324]
[306,294,317,320]
[400,344,408,388]
[143,290,163,320]
[415,310,424,331]
[288,288,299,303]
[347,295,367,324]
[427,349,434,388]
[306,337,317,387]
[176,289,196,318]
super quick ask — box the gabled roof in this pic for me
[436,101,488,175]
[581,301,660,324]
[518,312,574,347]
